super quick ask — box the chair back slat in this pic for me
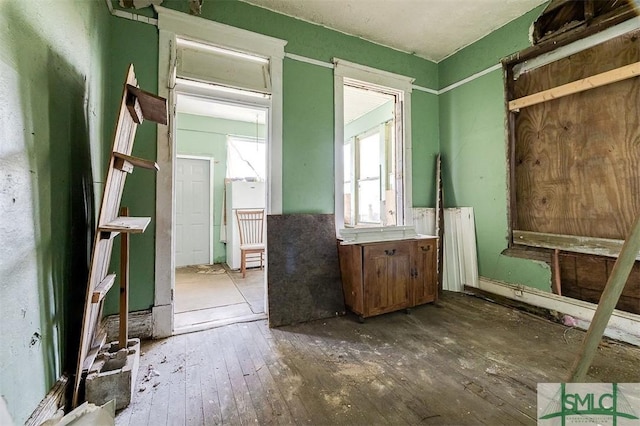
[236,209,265,245]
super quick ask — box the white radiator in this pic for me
[412,208,436,235]
[412,207,479,292]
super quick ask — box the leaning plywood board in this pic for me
[72,64,166,407]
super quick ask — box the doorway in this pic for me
[173,93,268,332]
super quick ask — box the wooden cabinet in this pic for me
[338,237,438,319]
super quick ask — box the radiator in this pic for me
[412,207,479,292]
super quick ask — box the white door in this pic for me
[175,157,212,267]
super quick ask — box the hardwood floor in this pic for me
[174,266,266,332]
[115,292,640,425]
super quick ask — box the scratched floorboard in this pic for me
[115,292,640,425]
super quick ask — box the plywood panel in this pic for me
[513,28,640,240]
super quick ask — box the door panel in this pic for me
[363,241,411,316]
[176,157,211,267]
[414,240,437,305]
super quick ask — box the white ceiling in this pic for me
[241,0,547,62]
[344,85,393,124]
[177,94,267,124]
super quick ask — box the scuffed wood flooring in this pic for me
[115,292,640,425]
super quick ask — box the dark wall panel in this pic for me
[559,252,640,314]
[267,214,345,327]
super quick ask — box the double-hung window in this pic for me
[334,59,414,230]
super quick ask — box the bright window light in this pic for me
[176,38,269,64]
[176,78,271,99]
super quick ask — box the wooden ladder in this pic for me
[72,64,167,408]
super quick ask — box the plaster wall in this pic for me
[0,0,109,422]
[438,5,552,290]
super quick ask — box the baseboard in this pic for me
[24,374,68,426]
[474,277,640,346]
[102,309,153,342]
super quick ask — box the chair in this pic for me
[235,209,266,278]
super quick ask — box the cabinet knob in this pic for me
[384,249,396,256]
[421,245,431,252]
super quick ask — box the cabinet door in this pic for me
[413,240,437,305]
[363,241,412,316]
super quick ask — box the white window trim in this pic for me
[334,59,414,234]
[153,6,286,337]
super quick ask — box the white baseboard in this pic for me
[477,277,640,346]
[152,304,173,338]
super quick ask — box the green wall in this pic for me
[438,4,552,291]
[0,0,109,423]
[0,2,563,419]
[176,113,266,264]
[103,0,441,315]
[103,16,159,315]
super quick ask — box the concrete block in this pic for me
[85,339,140,410]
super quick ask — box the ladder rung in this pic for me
[82,330,107,373]
[92,274,116,303]
[126,84,168,125]
[126,90,144,124]
[99,216,151,234]
[113,152,159,172]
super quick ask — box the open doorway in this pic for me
[173,93,268,332]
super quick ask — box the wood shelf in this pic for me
[113,152,159,173]
[126,84,168,125]
[92,274,116,303]
[99,216,151,236]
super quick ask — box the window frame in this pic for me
[333,59,414,234]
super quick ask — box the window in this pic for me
[344,119,397,226]
[334,59,413,231]
[226,136,266,180]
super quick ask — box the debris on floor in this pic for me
[40,400,115,426]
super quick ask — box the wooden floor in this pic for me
[174,266,266,332]
[115,292,640,425]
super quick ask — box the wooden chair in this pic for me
[235,209,266,278]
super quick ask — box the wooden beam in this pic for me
[82,330,106,373]
[119,207,130,351]
[126,91,144,124]
[92,274,116,303]
[513,230,640,261]
[568,212,640,382]
[552,249,562,296]
[99,216,151,234]
[126,84,168,125]
[509,61,640,111]
[503,5,636,67]
[435,154,444,295]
